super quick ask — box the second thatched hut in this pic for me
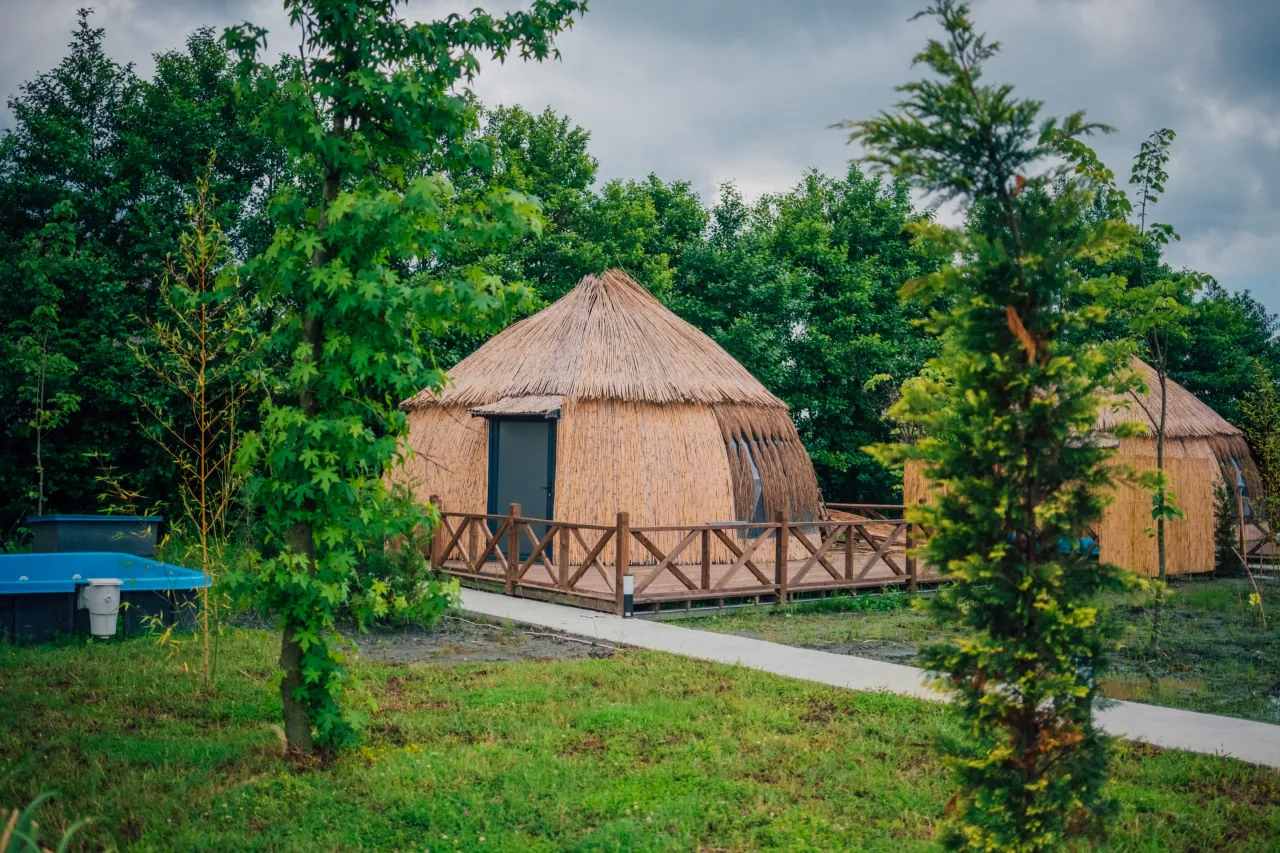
[904,358,1260,576]
[396,269,824,560]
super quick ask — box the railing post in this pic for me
[843,522,854,580]
[775,509,789,603]
[700,528,711,590]
[906,522,917,593]
[506,502,520,595]
[1237,489,1247,570]
[429,494,443,568]
[468,517,481,573]
[558,525,571,590]
[615,511,630,615]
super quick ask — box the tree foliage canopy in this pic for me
[673,167,938,501]
[0,11,286,531]
[221,0,586,751]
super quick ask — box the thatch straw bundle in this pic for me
[395,269,825,564]
[903,358,1261,576]
[401,406,487,515]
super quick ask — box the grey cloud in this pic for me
[1195,0,1280,103]
[960,0,1279,294]
[1,0,1276,307]
[594,0,906,43]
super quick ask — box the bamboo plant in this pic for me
[131,154,254,691]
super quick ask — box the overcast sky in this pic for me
[3,1,1277,308]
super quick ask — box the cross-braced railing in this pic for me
[427,496,937,614]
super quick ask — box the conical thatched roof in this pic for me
[1098,358,1242,439]
[402,269,786,410]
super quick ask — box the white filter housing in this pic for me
[79,578,122,638]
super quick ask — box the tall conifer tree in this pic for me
[847,3,1142,848]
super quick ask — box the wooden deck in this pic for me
[429,501,942,614]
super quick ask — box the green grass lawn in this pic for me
[686,578,1280,725]
[2,626,1279,852]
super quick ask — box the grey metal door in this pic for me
[487,418,556,558]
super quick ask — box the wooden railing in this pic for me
[427,497,930,614]
[428,500,624,603]
[825,502,904,520]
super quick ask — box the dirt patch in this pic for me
[800,698,838,724]
[356,615,617,666]
[564,732,607,755]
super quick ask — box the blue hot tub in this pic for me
[27,514,163,557]
[0,552,210,643]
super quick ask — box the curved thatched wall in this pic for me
[401,406,488,515]
[714,403,823,524]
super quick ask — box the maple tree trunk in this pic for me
[280,152,340,755]
[280,310,323,755]
[280,516,316,754]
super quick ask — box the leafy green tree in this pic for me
[1213,481,1244,576]
[223,0,586,754]
[672,182,799,393]
[573,175,707,303]
[432,105,704,365]
[1066,151,1280,431]
[1241,362,1280,554]
[1171,282,1280,426]
[469,107,706,305]
[674,167,936,501]
[0,12,287,532]
[0,12,136,528]
[10,208,82,517]
[441,104,596,307]
[458,104,706,306]
[847,3,1141,848]
[456,104,597,286]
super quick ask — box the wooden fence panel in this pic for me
[429,507,928,606]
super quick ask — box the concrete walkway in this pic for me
[460,589,1280,770]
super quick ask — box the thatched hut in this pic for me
[396,269,824,560]
[904,358,1259,576]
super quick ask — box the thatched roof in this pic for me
[403,269,786,410]
[1098,358,1242,439]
